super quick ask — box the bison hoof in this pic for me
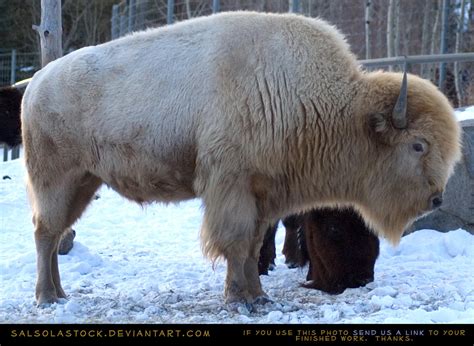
[36,293,59,307]
[253,295,273,305]
[258,263,275,276]
[285,261,299,269]
[227,302,254,314]
[346,277,374,289]
[227,296,274,314]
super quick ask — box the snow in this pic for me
[1,107,474,324]
[456,105,474,122]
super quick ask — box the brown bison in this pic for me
[0,86,23,148]
[259,209,379,294]
[303,209,379,294]
[258,215,308,275]
[21,12,461,306]
[258,223,279,276]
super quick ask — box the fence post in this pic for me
[290,0,301,13]
[11,146,20,160]
[167,0,174,24]
[212,0,220,13]
[111,4,119,39]
[3,145,8,162]
[10,49,16,85]
[128,0,136,33]
[9,49,20,160]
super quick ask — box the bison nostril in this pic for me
[431,195,443,209]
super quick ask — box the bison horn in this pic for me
[392,67,408,129]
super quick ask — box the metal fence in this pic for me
[110,0,474,106]
[111,1,473,58]
[2,144,20,162]
[0,50,41,87]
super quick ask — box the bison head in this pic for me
[354,71,461,244]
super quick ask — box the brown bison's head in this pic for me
[355,71,461,244]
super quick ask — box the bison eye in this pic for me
[412,143,424,152]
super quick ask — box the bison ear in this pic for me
[369,113,389,134]
[368,112,398,144]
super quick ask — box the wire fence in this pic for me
[110,0,473,106]
[111,0,473,58]
[0,50,41,87]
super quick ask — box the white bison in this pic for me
[21,12,461,306]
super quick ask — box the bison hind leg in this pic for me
[29,171,102,306]
[258,223,278,275]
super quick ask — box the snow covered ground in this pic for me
[457,105,474,122]
[0,108,473,324]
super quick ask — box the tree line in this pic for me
[0,0,472,104]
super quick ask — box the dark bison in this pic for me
[0,86,23,148]
[22,12,460,306]
[259,209,379,294]
[258,215,308,275]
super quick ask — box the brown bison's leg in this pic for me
[258,223,278,275]
[31,172,102,305]
[282,215,307,268]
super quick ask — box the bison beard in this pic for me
[259,209,379,294]
[21,12,461,307]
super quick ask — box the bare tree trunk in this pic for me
[402,2,413,56]
[387,0,395,70]
[185,0,192,18]
[307,0,313,16]
[32,0,62,67]
[393,0,400,58]
[438,0,450,93]
[431,0,442,55]
[289,0,301,13]
[454,0,467,106]
[429,0,442,81]
[421,0,432,77]
[365,0,373,59]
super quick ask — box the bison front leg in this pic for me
[225,232,269,305]
[200,176,267,305]
[224,255,254,304]
[244,222,271,302]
